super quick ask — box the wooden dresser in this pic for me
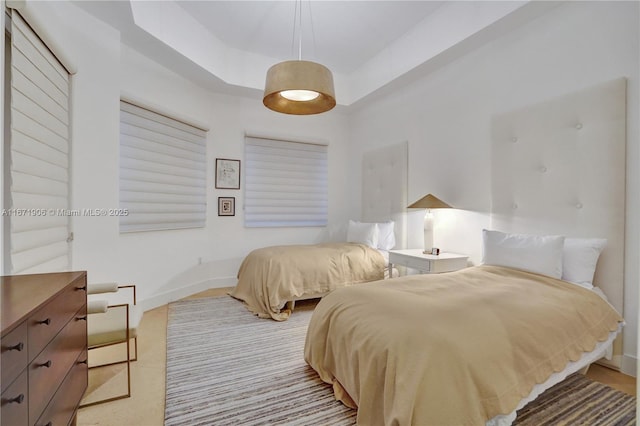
[1,271,88,426]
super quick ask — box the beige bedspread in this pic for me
[230,243,385,321]
[304,265,623,425]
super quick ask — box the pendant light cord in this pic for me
[298,0,303,60]
[289,1,317,61]
[290,0,303,61]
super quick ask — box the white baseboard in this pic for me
[139,276,236,312]
[620,354,638,377]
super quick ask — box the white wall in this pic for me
[12,1,351,309]
[348,1,639,375]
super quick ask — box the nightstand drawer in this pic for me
[402,256,432,272]
[389,250,468,275]
[429,257,468,273]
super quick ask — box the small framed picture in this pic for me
[431,247,440,255]
[218,197,235,216]
[215,158,241,189]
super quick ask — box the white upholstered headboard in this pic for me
[362,141,408,250]
[490,78,626,366]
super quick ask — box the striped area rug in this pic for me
[514,372,636,426]
[164,297,355,425]
[165,296,636,426]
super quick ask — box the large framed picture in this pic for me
[218,197,235,216]
[215,158,241,189]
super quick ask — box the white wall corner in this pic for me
[620,354,637,378]
[139,275,237,312]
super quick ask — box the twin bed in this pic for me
[230,220,396,321]
[304,230,624,425]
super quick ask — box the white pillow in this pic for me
[562,238,606,289]
[376,221,396,250]
[347,220,379,248]
[481,229,565,279]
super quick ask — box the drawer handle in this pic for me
[77,315,87,321]
[45,422,52,426]
[38,360,52,368]
[7,394,24,404]
[8,342,24,351]
[76,285,87,291]
[79,359,88,365]
[38,318,51,325]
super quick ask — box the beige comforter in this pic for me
[304,265,623,425]
[230,243,385,321]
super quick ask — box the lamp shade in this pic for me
[407,193,452,209]
[263,60,336,115]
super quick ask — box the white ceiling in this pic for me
[176,1,445,74]
[73,1,555,109]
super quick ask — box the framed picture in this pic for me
[215,158,241,189]
[218,197,235,216]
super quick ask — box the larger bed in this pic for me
[304,263,623,425]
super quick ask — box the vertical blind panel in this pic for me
[11,13,68,91]
[11,151,68,183]
[121,123,205,158]
[120,145,204,170]
[120,157,205,180]
[12,85,68,139]
[11,227,69,254]
[12,64,68,123]
[11,193,68,210]
[11,242,69,274]
[12,131,68,168]
[11,171,68,198]
[120,191,203,205]
[13,109,68,154]
[11,214,68,233]
[121,101,206,139]
[9,10,71,274]
[119,101,207,233]
[245,136,328,228]
[119,180,204,196]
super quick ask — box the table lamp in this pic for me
[407,193,452,254]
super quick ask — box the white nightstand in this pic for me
[388,250,468,274]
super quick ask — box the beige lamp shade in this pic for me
[407,193,453,209]
[263,60,336,115]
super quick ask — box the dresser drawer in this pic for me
[29,306,87,423]
[28,274,87,362]
[35,350,88,426]
[1,322,28,393]
[1,370,28,425]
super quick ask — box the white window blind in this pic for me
[119,101,207,233]
[7,10,71,274]
[244,136,328,227]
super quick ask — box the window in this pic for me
[244,136,328,227]
[5,10,71,274]
[119,101,207,232]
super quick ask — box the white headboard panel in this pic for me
[362,141,408,249]
[491,78,626,315]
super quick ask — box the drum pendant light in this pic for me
[263,1,336,115]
